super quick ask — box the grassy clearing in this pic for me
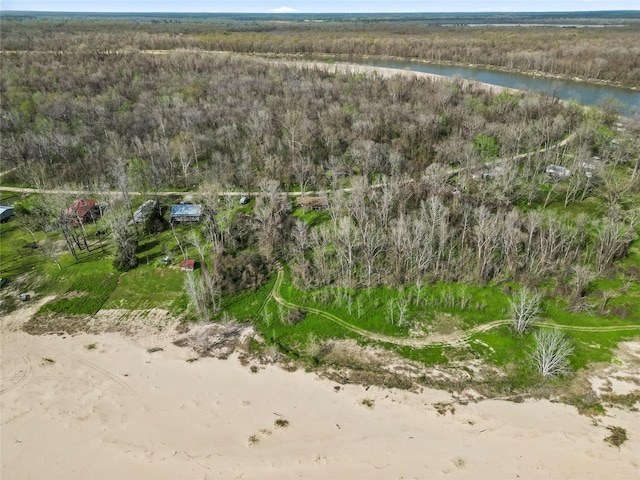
[39,271,119,315]
[276,269,512,336]
[0,219,45,279]
[103,265,186,311]
[219,275,277,322]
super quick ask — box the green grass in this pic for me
[39,271,118,315]
[276,269,511,337]
[0,219,44,278]
[103,265,187,311]
[220,275,277,322]
[0,191,21,203]
[292,208,331,227]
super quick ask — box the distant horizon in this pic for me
[1,0,638,14]
[2,9,639,12]
[2,9,639,15]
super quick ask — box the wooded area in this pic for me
[2,14,640,87]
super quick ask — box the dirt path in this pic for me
[0,130,575,200]
[270,269,640,349]
[0,56,577,201]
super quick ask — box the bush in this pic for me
[215,251,269,294]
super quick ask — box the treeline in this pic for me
[1,50,579,191]
[2,19,639,87]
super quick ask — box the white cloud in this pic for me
[270,6,297,13]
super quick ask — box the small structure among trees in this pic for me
[545,165,571,178]
[0,206,14,222]
[296,196,329,211]
[180,259,196,271]
[133,200,158,224]
[63,199,101,226]
[170,204,203,224]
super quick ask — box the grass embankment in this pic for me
[263,264,639,395]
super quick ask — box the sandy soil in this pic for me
[1,301,639,479]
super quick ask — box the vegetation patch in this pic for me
[274,418,290,428]
[39,273,119,316]
[604,426,628,448]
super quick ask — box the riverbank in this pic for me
[266,52,640,92]
[2,299,639,479]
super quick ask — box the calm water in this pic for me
[353,58,640,117]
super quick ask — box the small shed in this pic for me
[546,165,571,178]
[170,204,203,224]
[296,196,329,211]
[180,259,196,272]
[0,206,14,222]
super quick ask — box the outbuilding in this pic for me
[296,196,329,211]
[180,259,196,272]
[133,200,158,224]
[545,165,571,178]
[170,204,203,224]
[64,199,101,226]
[0,206,14,222]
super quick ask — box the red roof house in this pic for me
[64,199,100,226]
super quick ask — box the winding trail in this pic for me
[269,269,640,349]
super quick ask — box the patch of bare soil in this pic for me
[22,308,178,337]
[588,341,640,411]
[172,321,256,360]
[316,339,497,395]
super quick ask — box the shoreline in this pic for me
[2,301,639,479]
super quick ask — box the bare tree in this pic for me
[569,264,596,305]
[254,178,290,262]
[105,201,139,271]
[510,289,542,335]
[594,218,636,272]
[531,329,574,378]
[473,205,502,282]
[184,271,216,321]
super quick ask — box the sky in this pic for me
[1,0,639,13]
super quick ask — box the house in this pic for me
[296,196,329,211]
[170,203,203,224]
[0,206,14,222]
[180,259,196,271]
[545,165,571,178]
[64,199,101,226]
[133,200,158,224]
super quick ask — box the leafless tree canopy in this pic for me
[531,329,574,378]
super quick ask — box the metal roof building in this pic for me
[170,204,203,224]
[0,206,14,222]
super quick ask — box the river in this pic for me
[348,58,640,117]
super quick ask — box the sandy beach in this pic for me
[1,300,639,479]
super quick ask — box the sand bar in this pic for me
[1,303,639,479]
